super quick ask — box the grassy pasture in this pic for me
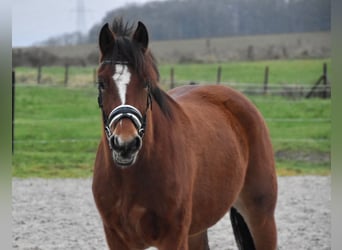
[13,86,100,178]
[13,58,331,178]
[12,83,330,178]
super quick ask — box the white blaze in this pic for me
[113,64,131,104]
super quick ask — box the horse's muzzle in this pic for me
[104,104,146,168]
[109,134,142,168]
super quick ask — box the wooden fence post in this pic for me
[93,68,97,86]
[37,65,42,84]
[263,66,269,95]
[322,62,328,99]
[170,67,175,89]
[306,62,329,99]
[12,70,15,154]
[216,66,222,84]
[64,64,69,86]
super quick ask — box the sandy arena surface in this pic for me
[12,176,330,249]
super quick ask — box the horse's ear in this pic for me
[133,21,149,52]
[99,23,115,55]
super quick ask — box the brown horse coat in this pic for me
[92,20,277,250]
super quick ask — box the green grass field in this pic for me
[12,84,330,178]
[13,59,331,177]
[13,86,100,178]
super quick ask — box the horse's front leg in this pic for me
[103,225,130,250]
[158,208,192,250]
[188,230,210,250]
[159,229,190,250]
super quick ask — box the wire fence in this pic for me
[13,62,331,97]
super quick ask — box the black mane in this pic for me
[109,19,145,76]
[109,18,172,119]
[111,18,134,37]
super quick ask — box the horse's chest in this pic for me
[107,198,164,247]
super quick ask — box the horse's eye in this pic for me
[97,80,106,90]
[144,81,151,91]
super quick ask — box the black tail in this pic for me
[230,207,256,250]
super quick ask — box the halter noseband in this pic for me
[97,60,152,147]
[105,105,146,138]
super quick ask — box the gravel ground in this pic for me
[12,176,331,250]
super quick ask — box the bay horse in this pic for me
[92,19,277,250]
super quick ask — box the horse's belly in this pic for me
[189,139,248,234]
[189,175,244,234]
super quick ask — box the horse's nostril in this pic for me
[109,135,120,150]
[109,135,142,153]
[126,136,142,152]
[133,136,142,151]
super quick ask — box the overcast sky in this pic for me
[12,0,163,47]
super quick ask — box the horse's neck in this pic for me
[142,94,185,162]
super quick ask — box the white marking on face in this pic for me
[113,64,131,104]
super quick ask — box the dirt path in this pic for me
[12,176,330,249]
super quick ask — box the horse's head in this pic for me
[97,19,157,168]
